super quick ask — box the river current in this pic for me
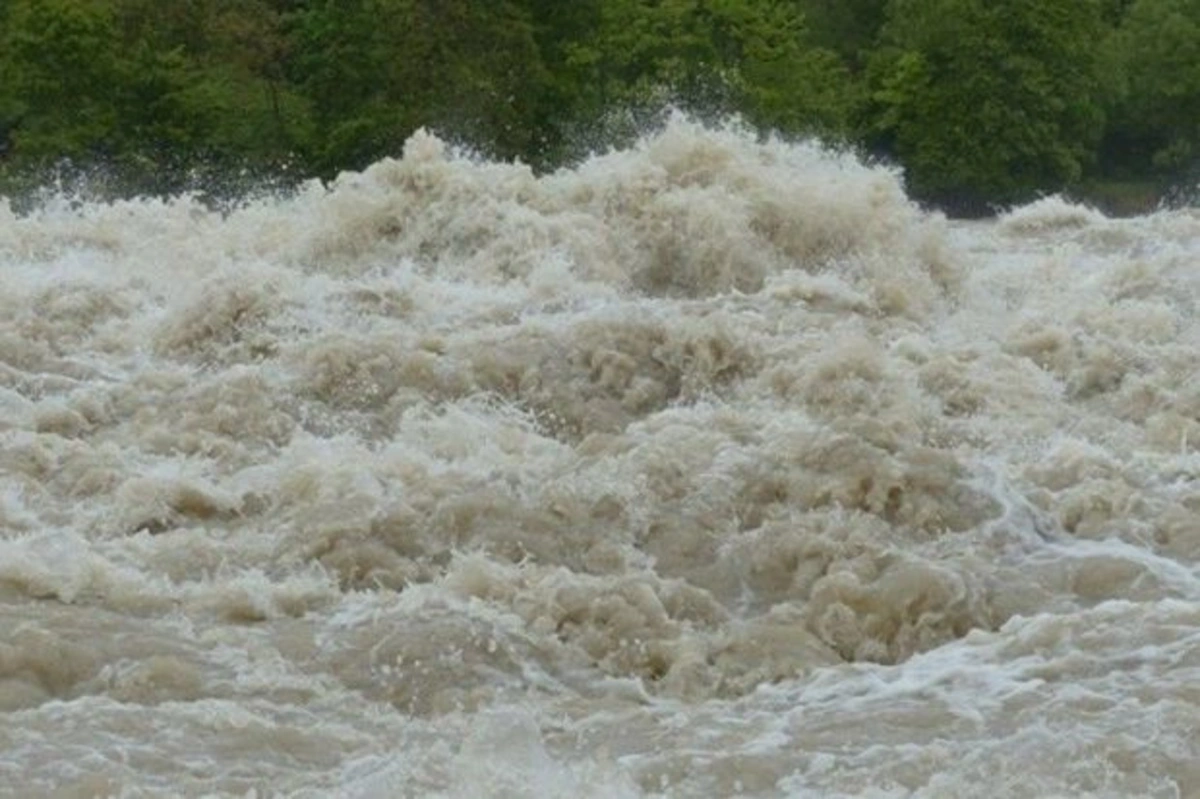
[1,119,1198,797]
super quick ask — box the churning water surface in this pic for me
[1,119,1198,798]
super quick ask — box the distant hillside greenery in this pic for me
[0,0,1196,214]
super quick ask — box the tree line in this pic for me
[0,0,1196,214]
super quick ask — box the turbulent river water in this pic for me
[1,119,1198,798]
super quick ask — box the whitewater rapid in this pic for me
[1,119,1198,798]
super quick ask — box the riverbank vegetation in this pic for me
[1,0,1196,215]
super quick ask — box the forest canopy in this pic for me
[0,0,1196,215]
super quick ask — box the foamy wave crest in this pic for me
[276,116,959,311]
[999,194,1108,235]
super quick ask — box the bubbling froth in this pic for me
[1,118,1198,797]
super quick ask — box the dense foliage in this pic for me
[0,0,1195,213]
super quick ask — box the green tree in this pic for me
[0,0,311,197]
[796,0,889,69]
[559,0,859,149]
[0,1,24,159]
[1108,0,1200,185]
[287,0,547,174]
[866,0,1108,212]
[709,0,861,135]
[2,0,130,161]
[517,0,605,163]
